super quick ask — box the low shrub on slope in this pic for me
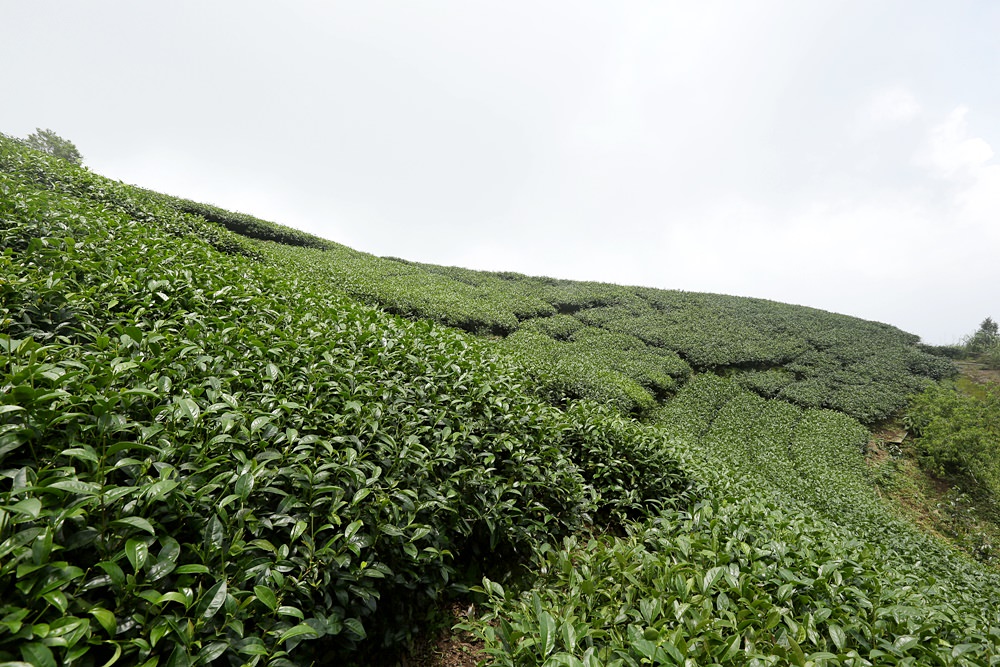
[0,137,690,665]
[473,377,1000,666]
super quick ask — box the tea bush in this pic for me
[1,136,693,665]
[473,376,1000,665]
[254,241,952,423]
[4,132,995,667]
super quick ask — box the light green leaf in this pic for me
[290,520,307,542]
[829,624,846,651]
[20,643,56,667]
[277,623,318,644]
[148,558,176,582]
[177,397,200,424]
[539,611,556,658]
[8,498,42,519]
[145,479,178,503]
[277,606,304,619]
[90,608,117,636]
[719,635,741,662]
[157,591,190,608]
[126,538,148,572]
[204,514,224,549]
[250,416,271,434]
[48,479,100,495]
[235,472,254,500]
[345,520,363,540]
[953,644,981,658]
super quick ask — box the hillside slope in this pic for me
[2,134,998,666]
[258,243,953,423]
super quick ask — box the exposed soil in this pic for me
[954,360,1000,385]
[866,359,1000,566]
[400,602,488,667]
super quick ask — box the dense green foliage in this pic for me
[258,246,953,423]
[472,377,1000,665]
[0,136,691,664]
[157,196,337,251]
[905,382,1000,499]
[3,132,999,666]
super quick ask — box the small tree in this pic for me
[24,128,83,165]
[967,317,999,354]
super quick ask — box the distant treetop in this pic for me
[24,127,83,165]
[967,316,999,355]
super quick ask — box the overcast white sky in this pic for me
[4,1,998,344]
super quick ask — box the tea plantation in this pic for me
[2,133,997,666]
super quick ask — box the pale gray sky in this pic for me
[4,1,998,343]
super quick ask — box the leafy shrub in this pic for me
[161,196,337,250]
[986,346,1000,370]
[470,376,1000,666]
[0,135,694,664]
[965,317,999,354]
[519,314,583,341]
[246,236,949,422]
[471,497,1000,667]
[917,342,966,359]
[6,131,1000,666]
[732,368,794,397]
[904,383,1000,497]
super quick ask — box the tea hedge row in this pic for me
[157,196,337,251]
[1,136,694,665]
[256,244,953,422]
[471,377,1000,665]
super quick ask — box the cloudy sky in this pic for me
[4,1,998,343]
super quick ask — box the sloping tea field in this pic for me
[2,133,998,666]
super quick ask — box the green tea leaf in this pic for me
[126,538,148,572]
[538,611,556,658]
[7,497,42,520]
[277,622,319,644]
[829,624,846,651]
[197,580,228,619]
[90,608,117,636]
[176,397,200,424]
[111,516,155,535]
[235,472,254,500]
[20,643,56,667]
[254,585,278,611]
